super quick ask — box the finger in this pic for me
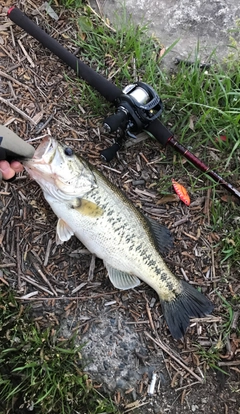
[10,160,24,173]
[0,160,16,180]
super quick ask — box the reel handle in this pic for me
[100,142,121,162]
[103,111,128,133]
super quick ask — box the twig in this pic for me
[203,186,211,225]
[139,152,149,164]
[0,45,15,61]
[181,267,189,281]
[10,25,16,47]
[16,227,22,290]
[0,70,31,90]
[190,316,222,323]
[28,252,57,296]
[20,291,39,299]
[20,275,54,295]
[125,321,150,324]
[72,282,88,294]
[35,109,57,134]
[175,381,201,391]
[0,96,37,125]
[218,360,240,367]
[8,81,17,99]
[134,188,157,199]
[17,39,35,67]
[43,238,53,267]
[94,0,103,16]
[125,132,150,148]
[0,263,16,268]
[88,254,96,281]
[101,165,122,174]
[124,401,149,413]
[182,231,198,241]
[87,3,116,33]
[231,310,240,330]
[0,196,12,220]
[15,291,119,301]
[144,331,204,383]
[145,299,155,331]
[172,216,189,227]
[211,248,216,284]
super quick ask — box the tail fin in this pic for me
[160,281,214,339]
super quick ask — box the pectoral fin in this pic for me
[56,218,74,245]
[105,263,141,290]
[72,198,103,218]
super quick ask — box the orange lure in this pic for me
[172,179,190,206]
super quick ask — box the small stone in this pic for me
[116,378,130,390]
[85,363,98,373]
[141,170,150,181]
[132,179,145,186]
[150,297,156,307]
[121,293,129,301]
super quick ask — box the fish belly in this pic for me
[43,191,173,295]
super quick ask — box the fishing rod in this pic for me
[7,6,240,202]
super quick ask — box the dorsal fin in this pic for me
[146,217,174,255]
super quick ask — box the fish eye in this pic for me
[64,147,74,156]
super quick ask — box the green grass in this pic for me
[220,227,240,263]
[196,344,229,375]
[64,3,165,117]
[196,291,239,374]
[98,6,239,264]
[70,3,240,161]
[0,286,118,414]
[59,0,85,8]
[67,2,240,267]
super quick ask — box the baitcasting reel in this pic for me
[101,82,163,161]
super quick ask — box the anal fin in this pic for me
[105,263,141,290]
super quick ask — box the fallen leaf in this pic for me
[189,115,197,131]
[41,2,59,21]
[215,135,227,142]
[221,195,237,203]
[32,111,44,125]
[157,194,180,204]
[124,401,141,409]
[0,277,9,286]
[0,22,13,31]
[172,179,190,206]
[160,47,166,57]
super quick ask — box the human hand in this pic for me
[0,160,23,181]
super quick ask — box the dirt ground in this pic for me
[0,1,240,413]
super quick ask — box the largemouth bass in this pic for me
[24,136,213,338]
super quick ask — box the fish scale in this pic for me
[24,136,214,339]
[45,174,178,300]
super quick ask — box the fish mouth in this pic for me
[33,136,57,163]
